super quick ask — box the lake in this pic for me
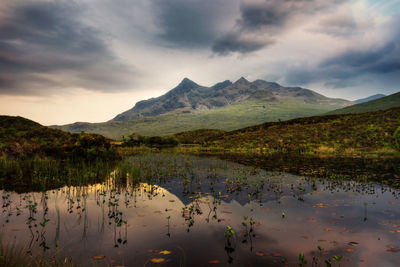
[1,154,400,266]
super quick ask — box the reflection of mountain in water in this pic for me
[155,173,301,207]
[159,179,254,206]
[122,154,310,206]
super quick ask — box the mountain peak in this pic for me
[234,77,250,85]
[178,77,198,87]
[211,80,232,90]
[168,78,201,96]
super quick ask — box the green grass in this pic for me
[54,98,347,139]
[327,92,400,115]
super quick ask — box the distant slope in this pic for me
[355,94,386,103]
[54,78,351,138]
[0,116,114,158]
[187,108,400,154]
[55,97,350,139]
[327,92,400,115]
[111,77,350,122]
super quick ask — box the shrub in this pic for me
[123,134,178,148]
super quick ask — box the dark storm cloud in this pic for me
[285,17,400,88]
[212,0,345,55]
[151,0,236,48]
[212,33,274,55]
[0,1,135,95]
[239,0,343,30]
[149,0,346,55]
[239,0,298,30]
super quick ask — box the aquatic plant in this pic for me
[298,253,307,267]
[224,226,235,240]
[325,258,332,267]
[333,255,343,266]
[224,226,236,264]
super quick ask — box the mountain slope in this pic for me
[327,92,400,115]
[355,94,386,104]
[54,78,352,138]
[111,77,350,122]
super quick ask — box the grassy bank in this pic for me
[173,108,400,157]
[0,116,118,161]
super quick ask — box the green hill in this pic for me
[0,116,116,159]
[53,77,351,138]
[327,92,400,115]
[176,108,400,155]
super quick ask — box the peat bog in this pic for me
[1,153,400,266]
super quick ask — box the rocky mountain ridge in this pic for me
[112,77,350,121]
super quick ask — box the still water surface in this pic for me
[1,154,400,266]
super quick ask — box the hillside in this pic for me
[0,116,116,159]
[355,94,386,103]
[54,78,351,138]
[327,92,400,115]
[176,108,400,155]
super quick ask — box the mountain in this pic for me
[327,92,400,115]
[53,77,352,138]
[354,94,386,104]
[111,77,349,122]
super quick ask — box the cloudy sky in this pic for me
[0,0,399,125]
